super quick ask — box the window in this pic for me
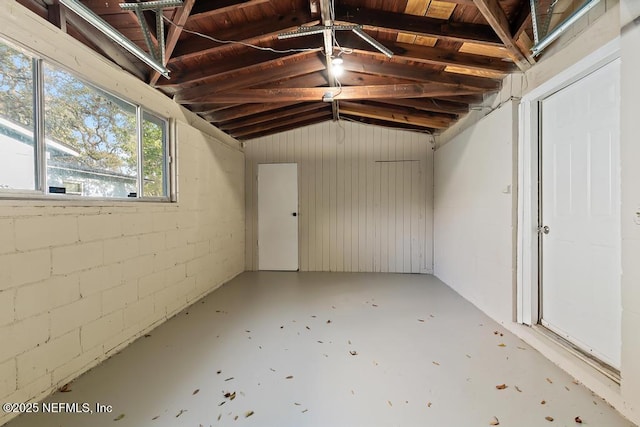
[0,42,35,191]
[0,38,171,200]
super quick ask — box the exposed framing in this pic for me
[516,37,620,325]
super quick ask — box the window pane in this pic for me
[142,112,167,197]
[44,64,138,197]
[0,41,36,191]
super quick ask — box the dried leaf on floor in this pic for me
[432,361,440,366]
[114,413,125,421]
[193,389,200,395]
[574,416,583,423]
[144,334,152,338]
[326,320,331,324]
[234,415,238,420]
[466,354,472,358]
[245,330,250,333]
[217,370,222,374]
[430,314,435,318]
[270,368,276,372]
[306,326,311,330]
[218,414,222,421]
[349,351,358,356]
[219,401,226,406]
[387,400,392,407]
[489,416,500,425]
[58,383,72,393]
[351,390,355,395]
[427,402,432,408]
[545,416,554,422]
[176,409,187,418]
[572,380,580,385]
[294,403,301,406]
[496,384,507,390]
[515,386,522,392]
[498,343,506,347]
[517,346,527,350]
[541,400,546,405]
[152,415,159,420]
[286,376,294,379]
[372,304,378,307]
[418,319,425,322]
[302,409,308,413]
[565,386,570,391]
[348,340,352,345]
[317,340,324,343]
[225,377,234,381]
[245,411,254,418]
[546,378,553,384]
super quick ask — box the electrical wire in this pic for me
[162,16,320,54]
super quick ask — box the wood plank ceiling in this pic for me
[17,0,540,140]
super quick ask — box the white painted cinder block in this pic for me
[0,289,14,326]
[78,214,122,242]
[0,358,16,397]
[16,330,80,388]
[14,215,79,251]
[101,282,137,315]
[15,274,80,320]
[80,311,124,352]
[50,296,101,339]
[78,263,123,298]
[7,249,51,288]
[138,232,166,255]
[0,313,50,363]
[0,218,15,255]
[103,235,139,265]
[52,241,103,275]
[123,297,155,329]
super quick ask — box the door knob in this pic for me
[292,212,297,217]
[539,225,550,234]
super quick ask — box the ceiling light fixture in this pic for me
[331,57,344,77]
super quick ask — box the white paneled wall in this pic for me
[245,121,433,273]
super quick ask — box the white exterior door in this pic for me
[540,58,621,368]
[258,163,299,271]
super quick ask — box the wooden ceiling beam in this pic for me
[472,0,532,70]
[175,54,327,103]
[190,0,271,17]
[338,101,454,129]
[336,33,515,74]
[192,83,485,104]
[334,5,503,47]
[149,0,195,86]
[236,115,331,140]
[169,11,316,62]
[340,54,501,90]
[339,114,435,133]
[230,110,332,138]
[204,102,301,122]
[369,98,468,115]
[158,39,322,87]
[219,103,328,130]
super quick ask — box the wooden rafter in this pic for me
[220,103,328,130]
[472,0,532,70]
[175,53,326,103]
[189,0,271,17]
[149,0,195,86]
[230,110,332,138]
[190,83,485,104]
[169,11,316,62]
[338,101,454,129]
[335,5,503,47]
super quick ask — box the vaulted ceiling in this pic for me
[17,0,542,140]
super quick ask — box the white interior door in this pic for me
[258,163,299,271]
[540,58,621,368]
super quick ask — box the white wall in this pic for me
[433,101,517,324]
[0,4,245,425]
[245,121,433,273]
[620,0,640,421]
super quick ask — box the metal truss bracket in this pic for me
[119,0,183,66]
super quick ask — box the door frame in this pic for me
[517,37,620,325]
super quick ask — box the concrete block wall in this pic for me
[0,3,245,425]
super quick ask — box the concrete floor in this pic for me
[5,272,636,427]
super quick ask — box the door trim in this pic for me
[517,37,620,326]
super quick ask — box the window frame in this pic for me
[0,37,175,203]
